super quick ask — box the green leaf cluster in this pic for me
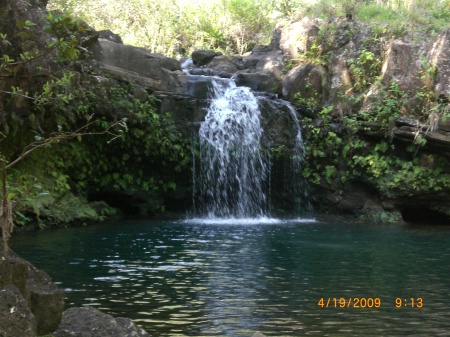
[48,0,275,56]
[1,12,190,227]
[300,81,450,197]
[48,83,191,209]
[348,49,381,93]
[45,0,450,59]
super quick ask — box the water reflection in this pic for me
[11,220,450,336]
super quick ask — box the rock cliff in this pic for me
[96,16,450,224]
[4,1,450,224]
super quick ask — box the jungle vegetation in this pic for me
[47,0,450,57]
[0,8,190,248]
[3,0,450,241]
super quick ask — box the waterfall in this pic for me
[194,79,269,218]
[191,76,310,220]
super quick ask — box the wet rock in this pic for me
[184,74,215,99]
[234,72,279,92]
[0,250,65,336]
[27,264,65,335]
[0,285,37,337]
[53,306,151,337]
[191,49,223,66]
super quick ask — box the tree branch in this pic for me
[5,115,127,170]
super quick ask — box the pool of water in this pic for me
[11,219,450,336]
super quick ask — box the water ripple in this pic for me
[10,220,450,336]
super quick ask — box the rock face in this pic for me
[53,306,150,337]
[5,0,450,224]
[93,39,186,93]
[0,285,37,337]
[282,63,327,102]
[0,250,65,337]
[430,29,450,100]
[279,18,320,60]
[158,19,450,221]
[191,49,223,66]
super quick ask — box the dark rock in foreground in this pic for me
[0,285,37,337]
[0,250,65,336]
[53,306,151,337]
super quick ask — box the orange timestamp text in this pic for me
[317,297,424,308]
[317,297,381,308]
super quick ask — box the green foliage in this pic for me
[52,84,190,203]
[301,82,450,197]
[2,77,190,226]
[1,9,190,229]
[42,11,88,62]
[48,0,275,56]
[44,0,450,57]
[348,49,382,93]
[368,81,405,129]
[294,82,321,108]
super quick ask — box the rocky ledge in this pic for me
[53,306,150,337]
[0,249,64,337]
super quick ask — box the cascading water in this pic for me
[194,79,270,218]
[190,75,310,220]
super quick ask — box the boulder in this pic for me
[243,49,285,78]
[329,54,353,101]
[191,49,222,66]
[0,285,37,337]
[279,17,321,60]
[184,75,215,100]
[53,306,151,337]
[282,63,327,102]
[93,39,185,93]
[98,30,123,44]
[208,55,244,74]
[381,40,424,92]
[234,72,279,92]
[0,250,65,336]
[430,28,450,101]
[0,251,30,298]
[259,96,300,148]
[27,264,65,335]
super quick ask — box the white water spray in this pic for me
[190,75,312,222]
[194,79,270,218]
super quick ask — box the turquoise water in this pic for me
[11,219,450,336]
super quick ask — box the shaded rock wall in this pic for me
[4,0,450,222]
